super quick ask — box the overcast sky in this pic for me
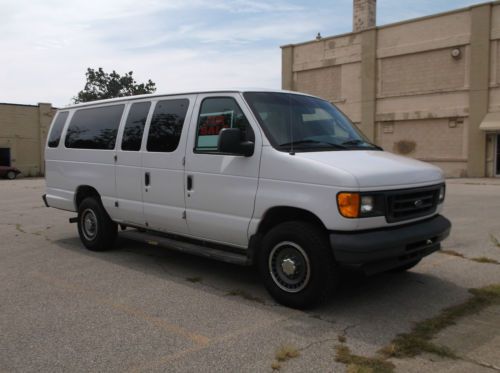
[0,0,486,107]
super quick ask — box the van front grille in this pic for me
[386,186,440,222]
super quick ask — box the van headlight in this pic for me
[360,196,375,213]
[438,184,446,203]
[337,192,385,218]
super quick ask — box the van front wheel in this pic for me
[77,197,117,251]
[259,221,338,309]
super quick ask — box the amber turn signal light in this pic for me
[337,192,360,218]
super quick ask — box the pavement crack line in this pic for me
[340,323,359,339]
[463,357,500,372]
[298,337,339,353]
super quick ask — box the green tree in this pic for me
[73,67,156,103]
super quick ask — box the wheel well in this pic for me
[257,207,327,236]
[74,185,101,209]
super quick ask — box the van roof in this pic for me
[62,88,319,109]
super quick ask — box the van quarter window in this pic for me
[121,101,151,151]
[48,111,69,148]
[147,99,189,152]
[195,97,254,152]
[65,105,125,150]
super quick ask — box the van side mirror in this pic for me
[217,128,254,157]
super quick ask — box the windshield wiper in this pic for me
[341,139,382,150]
[279,139,346,149]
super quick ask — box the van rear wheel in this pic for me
[258,221,338,309]
[77,197,117,251]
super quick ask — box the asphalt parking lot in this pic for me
[1,178,499,372]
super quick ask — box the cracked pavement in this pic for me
[1,177,500,372]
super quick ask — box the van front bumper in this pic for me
[330,215,451,274]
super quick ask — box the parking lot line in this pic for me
[32,272,210,347]
[128,312,294,372]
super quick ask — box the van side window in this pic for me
[65,105,124,149]
[195,97,254,152]
[147,99,189,152]
[121,102,151,151]
[48,111,69,148]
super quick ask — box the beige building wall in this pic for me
[0,103,55,176]
[282,1,500,177]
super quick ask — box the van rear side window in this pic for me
[121,102,151,151]
[65,105,125,150]
[48,111,69,148]
[147,99,189,152]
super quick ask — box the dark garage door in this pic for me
[0,148,11,166]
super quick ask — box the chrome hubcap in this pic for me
[281,258,297,276]
[269,241,310,293]
[81,209,98,241]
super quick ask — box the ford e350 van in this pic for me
[43,89,451,308]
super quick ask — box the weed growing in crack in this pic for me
[335,345,395,373]
[471,257,499,265]
[380,284,500,359]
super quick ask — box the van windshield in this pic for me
[243,92,380,152]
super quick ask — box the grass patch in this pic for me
[226,289,265,304]
[381,284,500,359]
[186,276,202,283]
[275,344,300,362]
[490,234,500,248]
[439,249,464,258]
[335,345,395,373]
[271,361,281,370]
[471,257,499,265]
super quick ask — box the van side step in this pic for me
[120,229,251,266]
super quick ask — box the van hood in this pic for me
[296,150,444,188]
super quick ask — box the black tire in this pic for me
[390,259,421,273]
[258,221,338,309]
[6,171,16,180]
[77,197,117,251]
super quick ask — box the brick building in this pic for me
[282,0,500,177]
[0,103,56,176]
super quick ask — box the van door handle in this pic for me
[187,175,193,191]
[145,172,150,186]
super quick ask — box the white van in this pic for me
[43,89,451,308]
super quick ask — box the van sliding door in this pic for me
[141,96,195,234]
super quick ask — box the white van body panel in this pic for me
[294,151,444,189]
[46,103,126,213]
[248,145,445,237]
